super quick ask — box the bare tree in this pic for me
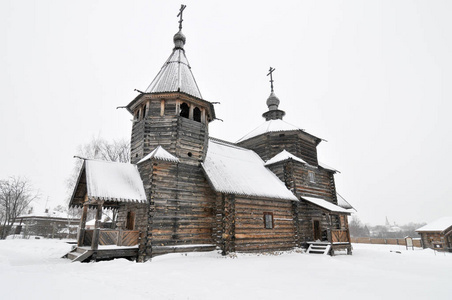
[349,216,370,237]
[77,137,130,163]
[0,177,39,239]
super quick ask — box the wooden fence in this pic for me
[351,237,422,248]
[331,230,350,243]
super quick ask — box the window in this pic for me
[308,171,315,183]
[180,103,189,118]
[141,106,146,120]
[263,212,274,229]
[145,102,149,118]
[193,107,201,122]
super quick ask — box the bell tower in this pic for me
[126,5,216,165]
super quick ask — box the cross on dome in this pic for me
[177,4,187,30]
[263,66,285,121]
[267,67,276,92]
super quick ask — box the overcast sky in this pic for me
[1,0,451,226]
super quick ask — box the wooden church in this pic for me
[67,6,354,262]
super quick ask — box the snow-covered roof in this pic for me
[301,196,351,214]
[18,210,77,220]
[85,160,147,203]
[264,150,307,166]
[416,217,452,233]
[336,193,356,211]
[202,138,298,201]
[138,146,180,164]
[237,119,304,143]
[318,162,340,173]
[145,43,203,99]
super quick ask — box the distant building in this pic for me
[13,209,80,239]
[416,217,452,251]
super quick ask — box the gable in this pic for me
[69,160,147,207]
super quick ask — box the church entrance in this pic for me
[313,220,321,241]
[126,211,135,230]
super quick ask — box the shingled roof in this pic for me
[144,30,203,99]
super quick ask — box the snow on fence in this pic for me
[351,237,423,248]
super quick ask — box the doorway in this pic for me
[126,211,135,230]
[313,220,321,241]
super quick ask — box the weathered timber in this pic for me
[77,203,88,247]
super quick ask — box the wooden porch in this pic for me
[64,198,143,262]
[306,229,352,255]
[330,229,352,255]
[64,229,141,262]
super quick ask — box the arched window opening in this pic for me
[193,107,201,122]
[135,110,140,121]
[141,106,146,120]
[180,103,189,118]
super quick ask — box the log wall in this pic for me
[418,232,452,250]
[131,115,208,166]
[233,196,297,252]
[238,131,319,166]
[135,159,217,259]
[292,163,337,203]
[130,96,210,166]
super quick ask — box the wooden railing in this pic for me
[83,230,140,247]
[331,230,350,243]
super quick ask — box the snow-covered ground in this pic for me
[0,238,451,299]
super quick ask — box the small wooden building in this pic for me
[13,210,80,239]
[66,7,354,262]
[416,217,452,251]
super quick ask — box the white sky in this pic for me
[1,0,451,226]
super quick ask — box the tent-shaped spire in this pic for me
[144,21,203,99]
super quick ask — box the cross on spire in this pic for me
[177,4,187,30]
[267,67,276,92]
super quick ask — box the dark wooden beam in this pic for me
[77,203,88,247]
[91,202,103,252]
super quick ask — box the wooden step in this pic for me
[75,247,88,254]
[71,250,93,262]
[306,243,331,255]
[67,252,79,260]
[63,247,94,262]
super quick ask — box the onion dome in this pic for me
[266,92,280,111]
[173,30,186,49]
[263,91,285,121]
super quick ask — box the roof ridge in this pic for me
[209,137,248,150]
[84,158,132,165]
